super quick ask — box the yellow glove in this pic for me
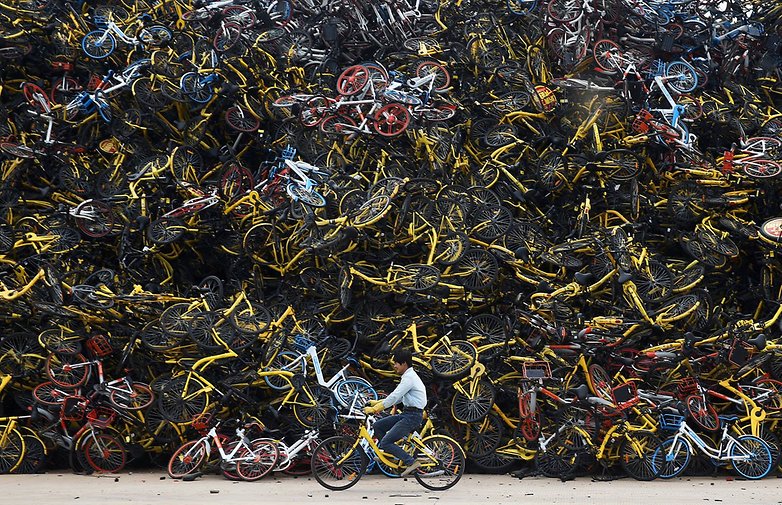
[367,399,383,407]
[363,401,385,415]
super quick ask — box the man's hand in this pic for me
[363,400,385,415]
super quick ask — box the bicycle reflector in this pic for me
[532,86,557,112]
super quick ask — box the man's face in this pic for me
[393,361,407,374]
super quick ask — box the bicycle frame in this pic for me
[664,419,756,463]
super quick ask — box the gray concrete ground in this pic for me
[1,472,781,505]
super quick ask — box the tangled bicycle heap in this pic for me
[0,0,781,482]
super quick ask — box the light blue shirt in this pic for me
[382,367,427,410]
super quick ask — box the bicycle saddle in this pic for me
[574,271,593,285]
[748,333,766,350]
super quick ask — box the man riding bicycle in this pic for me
[363,348,427,477]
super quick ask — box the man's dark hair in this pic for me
[393,348,414,367]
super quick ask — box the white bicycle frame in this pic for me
[647,74,697,148]
[93,19,141,47]
[188,424,259,464]
[269,429,320,471]
[276,344,373,408]
[664,419,756,463]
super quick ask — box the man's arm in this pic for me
[381,372,413,408]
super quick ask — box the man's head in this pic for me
[392,348,414,374]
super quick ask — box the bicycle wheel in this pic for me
[373,103,410,137]
[73,200,115,238]
[450,248,498,291]
[168,440,207,478]
[414,435,465,491]
[17,428,46,474]
[0,427,24,474]
[225,105,260,132]
[180,72,213,103]
[434,232,468,266]
[697,229,739,258]
[138,25,172,47]
[415,60,450,91]
[547,0,581,22]
[665,61,697,93]
[349,195,391,227]
[293,385,334,428]
[236,439,280,481]
[287,184,327,207]
[508,0,537,15]
[635,260,673,302]
[82,31,115,59]
[451,379,495,423]
[228,299,271,334]
[333,378,376,409]
[686,395,720,431]
[157,375,209,423]
[22,82,51,113]
[147,217,187,244]
[46,353,89,388]
[421,104,457,122]
[601,149,642,181]
[32,381,69,406]
[81,433,126,473]
[620,430,663,481]
[464,314,505,344]
[391,264,440,292]
[534,425,585,479]
[742,159,782,179]
[110,382,154,411]
[760,218,782,243]
[593,39,620,71]
[222,5,257,27]
[159,303,198,337]
[652,436,690,478]
[319,115,356,138]
[429,340,476,378]
[38,327,82,355]
[731,435,772,479]
[214,21,242,52]
[311,435,367,490]
[336,65,370,96]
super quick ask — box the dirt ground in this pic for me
[1,471,780,505]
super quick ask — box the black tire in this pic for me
[311,435,367,490]
[429,340,477,379]
[414,435,465,490]
[619,430,663,481]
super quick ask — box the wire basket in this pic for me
[281,145,297,160]
[522,361,552,380]
[659,413,684,431]
[728,339,750,367]
[86,73,104,92]
[646,59,666,79]
[86,406,116,428]
[677,377,698,398]
[60,395,86,422]
[86,334,113,358]
[632,109,653,133]
[611,382,639,409]
[532,85,557,113]
[192,413,214,433]
[93,15,109,29]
